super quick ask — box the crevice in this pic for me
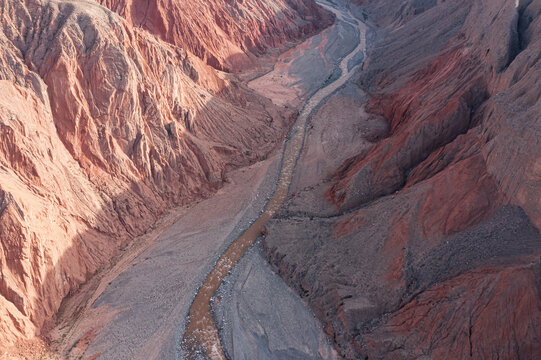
[519,0,536,47]
[139,0,151,28]
[468,315,473,358]
[506,3,533,69]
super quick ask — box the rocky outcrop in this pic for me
[264,0,541,358]
[97,0,334,71]
[0,0,328,355]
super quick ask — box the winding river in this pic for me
[181,2,367,359]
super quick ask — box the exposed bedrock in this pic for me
[0,0,329,354]
[97,0,335,72]
[265,0,541,358]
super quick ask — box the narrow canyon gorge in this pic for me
[0,0,540,359]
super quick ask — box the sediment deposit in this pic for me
[2,0,541,358]
[0,0,328,355]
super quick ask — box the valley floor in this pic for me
[51,1,367,358]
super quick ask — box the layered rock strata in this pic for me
[264,0,541,358]
[98,0,334,71]
[0,0,328,354]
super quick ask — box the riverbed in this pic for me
[53,1,368,359]
[181,1,367,358]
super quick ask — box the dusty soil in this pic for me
[212,241,339,360]
[180,1,368,358]
[248,10,359,108]
[53,153,282,359]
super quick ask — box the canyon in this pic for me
[0,0,540,359]
[265,0,541,358]
[0,0,329,356]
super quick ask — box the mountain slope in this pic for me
[0,0,329,355]
[98,0,333,71]
[264,0,541,358]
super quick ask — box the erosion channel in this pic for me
[181,1,367,359]
[52,0,367,358]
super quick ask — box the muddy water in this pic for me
[182,2,366,359]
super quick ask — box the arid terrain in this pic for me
[1,0,540,359]
[0,0,329,356]
[265,0,541,359]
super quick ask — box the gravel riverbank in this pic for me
[212,241,339,360]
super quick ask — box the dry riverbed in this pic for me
[181,0,368,357]
[53,154,282,359]
[212,241,339,360]
[51,1,367,358]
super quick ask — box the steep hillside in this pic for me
[0,0,328,355]
[264,0,541,358]
[97,0,334,71]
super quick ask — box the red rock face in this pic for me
[264,0,541,358]
[97,0,333,71]
[364,264,541,359]
[0,0,328,354]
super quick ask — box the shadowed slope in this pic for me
[264,0,541,358]
[0,0,327,354]
[98,0,334,71]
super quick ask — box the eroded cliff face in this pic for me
[264,0,541,358]
[97,0,334,71]
[0,0,327,355]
